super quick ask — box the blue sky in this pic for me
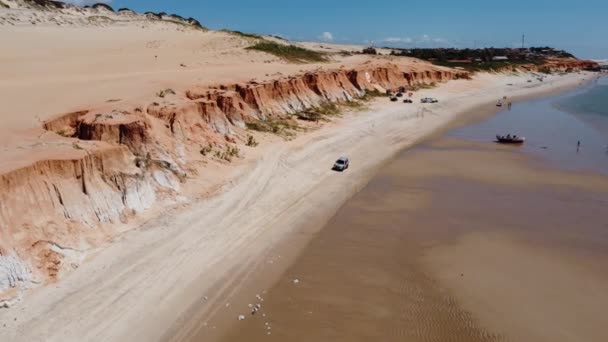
[79,0,607,59]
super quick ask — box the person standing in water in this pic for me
[508,102,512,110]
[577,140,581,152]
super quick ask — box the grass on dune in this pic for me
[222,30,262,39]
[247,41,327,63]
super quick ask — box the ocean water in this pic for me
[449,75,608,174]
[556,76,608,136]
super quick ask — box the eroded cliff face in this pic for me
[0,62,465,305]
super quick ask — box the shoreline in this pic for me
[0,71,593,342]
[172,72,594,342]
[219,102,608,341]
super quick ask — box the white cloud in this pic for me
[382,37,413,43]
[62,0,112,6]
[319,32,334,41]
[376,34,448,47]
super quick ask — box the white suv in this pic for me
[421,97,439,103]
[332,157,350,171]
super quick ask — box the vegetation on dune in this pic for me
[201,144,241,162]
[340,100,367,110]
[360,89,388,101]
[222,30,263,39]
[408,82,437,91]
[219,30,327,64]
[26,0,65,9]
[144,11,162,19]
[361,47,378,55]
[168,19,207,31]
[295,100,366,122]
[246,118,302,138]
[140,11,206,30]
[90,3,114,12]
[432,60,544,73]
[246,135,259,147]
[313,102,341,115]
[390,47,575,61]
[186,18,205,29]
[296,112,323,122]
[200,143,213,156]
[247,41,327,63]
[381,46,578,73]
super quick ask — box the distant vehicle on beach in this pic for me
[496,134,525,144]
[403,98,413,103]
[396,92,404,97]
[390,96,398,102]
[421,97,438,103]
[332,156,350,171]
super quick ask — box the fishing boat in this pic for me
[496,134,525,144]
[496,101,503,107]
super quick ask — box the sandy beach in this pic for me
[0,3,602,341]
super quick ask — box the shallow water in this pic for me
[448,76,608,174]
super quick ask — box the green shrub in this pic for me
[227,146,240,157]
[247,41,327,63]
[246,118,300,138]
[314,102,340,115]
[246,134,259,147]
[340,100,367,111]
[200,144,213,156]
[296,112,322,122]
[222,30,262,39]
[360,89,387,101]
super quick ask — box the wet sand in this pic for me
[220,136,608,341]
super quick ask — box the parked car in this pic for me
[421,97,438,103]
[390,96,398,102]
[396,92,404,97]
[403,99,413,103]
[332,156,349,172]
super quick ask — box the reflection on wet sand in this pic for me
[222,138,608,342]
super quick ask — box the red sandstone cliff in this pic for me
[0,60,594,305]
